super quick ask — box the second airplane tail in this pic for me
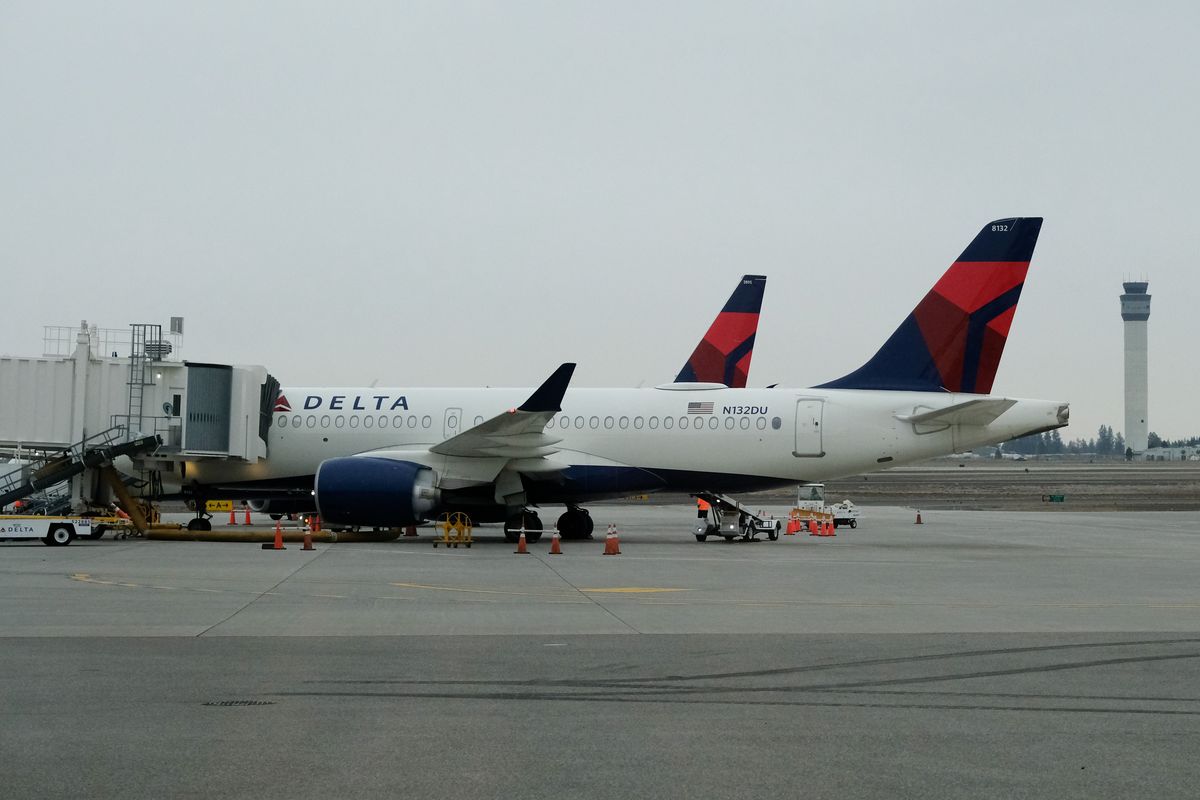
[676,274,767,388]
[818,217,1043,394]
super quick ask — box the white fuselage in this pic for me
[187,386,1066,495]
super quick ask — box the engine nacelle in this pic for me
[248,498,315,515]
[314,457,440,527]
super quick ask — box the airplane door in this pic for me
[794,399,824,457]
[443,408,462,438]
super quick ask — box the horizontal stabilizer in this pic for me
[896,398,1016,427]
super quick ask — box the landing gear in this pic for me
[187,517,212,532]
[504,510,543,544]
[556,507,594,540]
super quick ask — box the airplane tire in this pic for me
[187,518,212,532]
[556,509,594,540]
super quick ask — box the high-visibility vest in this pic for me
[697,499,710,512]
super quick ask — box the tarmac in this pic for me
[3,504,1199,798]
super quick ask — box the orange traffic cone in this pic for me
[243,506,252,525]
[915,510,923,525]
[228,508,238,526]
[514,531,528,554]
[405,525,418,537]
[603,525,622,555]
[302,530,314,551]
[808,519,819,536]
[273,520,286,550]
[825,520,836,537]
[785,518,799,535]
[549,531,562,555]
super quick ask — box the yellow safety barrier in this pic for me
[433,512,473,549]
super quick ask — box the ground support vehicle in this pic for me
[692,493,781,542]
[0,515,95,546]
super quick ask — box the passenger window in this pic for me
[335,416,345,428]
[589,416,599,429]
[772,417,782,430]
[559,415,568,428]
[679,416,688,429]
[393,416,403,428]
[708,417,718,430]
[321,415,331,428]
[306,415,316,429]
[633,417,643,430]
[546,417,555,430]
[663,416,673,430]
[407,416,417,429]
[739,417,749,430]
[292,416,302,428]
[604,416,614,430]
[349,416,360,428]
[724,417,734,430]
[474,416,483,426]
[619,417,629,429]
[422,415,432,428]
[756,417,766,430]
[575,416,585,429]
[276,416,287,428]
[363,416,374,429]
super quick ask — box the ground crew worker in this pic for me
[696,498,710,519]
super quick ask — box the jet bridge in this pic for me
[0,321,281,516]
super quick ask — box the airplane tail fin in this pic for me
[818,218,1043,394]
[675,275,766,388]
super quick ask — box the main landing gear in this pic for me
[555,506,594,540]
[504,509,543,544]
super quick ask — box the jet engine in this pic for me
[314,457,440,527]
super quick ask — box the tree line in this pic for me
[1001,426,1200,457]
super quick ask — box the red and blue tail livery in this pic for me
[819,217,1042,394]
[676,274,767,388]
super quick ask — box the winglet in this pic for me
[519,363,576,413]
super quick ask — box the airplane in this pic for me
[185,217,1066,540]
[246,274,768,520]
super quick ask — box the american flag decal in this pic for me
[687,402,714,414]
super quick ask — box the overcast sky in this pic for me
[2,1,1197,440]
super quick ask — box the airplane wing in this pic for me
[430,363,575,459]
[896,398,1016,427]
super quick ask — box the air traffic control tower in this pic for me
[1120,281,1151,453]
